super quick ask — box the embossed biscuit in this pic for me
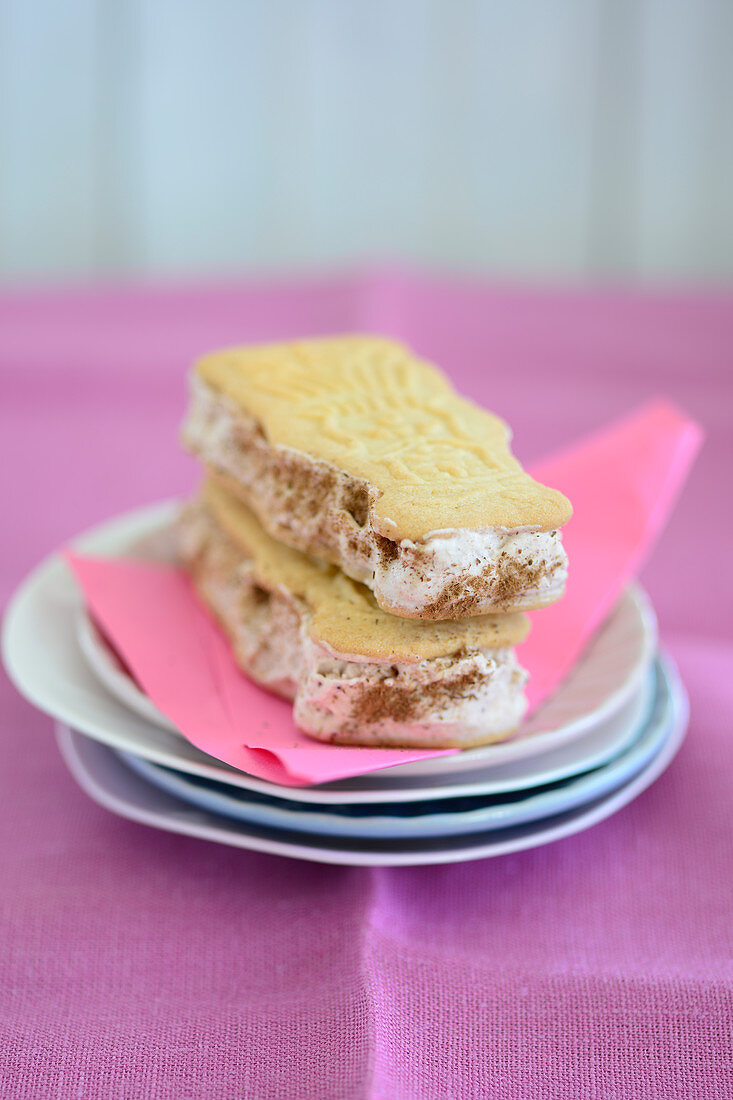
[179,481,531,749]
[182,335,572,618]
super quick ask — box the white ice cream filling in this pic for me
[295,640,528,747]
[359,527,567,616]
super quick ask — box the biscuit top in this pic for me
[202,480,530,661]
[194,336,572,540]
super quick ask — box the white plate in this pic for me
[76,601,654,797]
[79,605,655,801]
[75,571,657,778]
[2,499,657,802]
[54,654,689,866]
[114,660,669,839]
[63,500,657,777]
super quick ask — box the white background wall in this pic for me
[1,0,731,284]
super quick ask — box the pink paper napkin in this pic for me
[67,400,701,787]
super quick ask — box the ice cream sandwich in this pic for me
[182,336,572,620]
[179,480,531,749]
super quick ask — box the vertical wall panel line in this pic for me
[93,0,142,273]
[587,0,644,277]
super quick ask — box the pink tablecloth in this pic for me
[2,271,732,1099]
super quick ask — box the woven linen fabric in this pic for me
[1,273,732,1099]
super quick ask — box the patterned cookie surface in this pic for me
[202,480,529,660]
[195,336,572,539]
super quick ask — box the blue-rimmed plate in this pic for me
[115,659,673,840]
[54,653,688,866]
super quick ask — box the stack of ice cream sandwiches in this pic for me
[179,336,572,749]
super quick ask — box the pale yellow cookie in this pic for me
[183,335,572,619]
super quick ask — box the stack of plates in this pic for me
[3,502,689,867]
